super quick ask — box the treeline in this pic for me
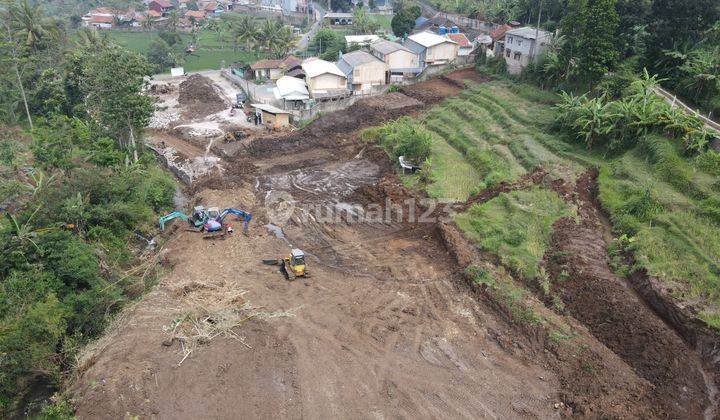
[469,0,720,116]
[1,0,174,416]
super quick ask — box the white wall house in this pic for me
[337,50,388,94]
[404,31,458,67]
[301,58,349,99]
[370,39,421,82]
[503,27,552,74]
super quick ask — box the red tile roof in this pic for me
[90,15,115,23]
[185,10,206,18]
[490,24,512,41]
[147,9,162,17]
[250,59,283,70]
[152,0,173,8]
[446,33,471,47]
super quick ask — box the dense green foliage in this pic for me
[390,3,421,37]
[554,71,716,154]
[363,116,432,163]
[0,0,176,415]
[310,28,347,61]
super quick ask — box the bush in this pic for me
[374,117,432,163]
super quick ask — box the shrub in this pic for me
[374,117,432,163]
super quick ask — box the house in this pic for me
[149,0,174,15]
[489,23,512,53]
[345,35,380,47]
[86,15,114,28]
[301,58,349,100]
[184,10,206,21]
[275,76,309,109]
[324,12,353,25]
[82,7,135,28]
[249,56,301,80]
[502,26,552,74]
[337,50,388,94]
[370,39,421,82]
[252,103,291,128]
[446,33,473,56]
[405,31,458,67]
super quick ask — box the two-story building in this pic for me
[301,58,349,100]
[337,50,388,94]
[404,31,458,67]
[370,39,421,82]
[502,27,552,74]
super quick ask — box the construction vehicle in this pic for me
[201,207,252,238]
[224,130,244,143]
[262,249,308,280]
[158,206,212,231]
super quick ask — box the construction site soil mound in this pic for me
[178,75,228,119]
[545,170,711,419]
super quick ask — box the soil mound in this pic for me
[178,75,228,119]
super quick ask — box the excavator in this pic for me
[158,205,211,231]
[262,249,308,280]
[202,207,252,238]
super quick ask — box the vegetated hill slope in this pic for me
[378,78,720,418]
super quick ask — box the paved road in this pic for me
[297,2,325,51]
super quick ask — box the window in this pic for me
[507,36,513,44]
[517,40,522,46]
[513,52,521,60]
[506,50,511,58]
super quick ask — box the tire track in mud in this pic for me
[545,169,712,419]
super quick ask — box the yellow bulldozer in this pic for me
[262,249,308,280]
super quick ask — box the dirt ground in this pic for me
[70,69,717,419]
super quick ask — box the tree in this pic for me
[147,38,175,72]
[82,46,154,163]
[576,0,619,82]
[1,9,34,130]
[391,5,419,38]
[311,28,345,59]
[167,9,180,32]
[270,24,296,58]
[230,15,257,51]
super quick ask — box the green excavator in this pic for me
[159,206,211,231]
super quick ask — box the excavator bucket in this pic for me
[159,211,190,231]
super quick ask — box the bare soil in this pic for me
[178,74,229,119]
[545,170,711,419]
[70,69,715,419]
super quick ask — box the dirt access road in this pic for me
[71,70,564,419]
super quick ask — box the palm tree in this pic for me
[9,0,48,51]
[231,15,258,52]
[167,9,180,32]
[258,19,281,52]
[271,25,296,58]
[75,27,109,49]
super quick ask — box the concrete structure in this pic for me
[405,31,458,67]
[446,33,473,56]
[301,58,349,99]
[502,26,552,74]
[275,76,310,109]
[345,35,380,47]
[252,103,291,127]
[249,56,301,81]
[324,12,353,25]
[337,51,388,94]
[370,39,422,82]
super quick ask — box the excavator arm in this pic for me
[218,208,252,233]
[159,211,190,231]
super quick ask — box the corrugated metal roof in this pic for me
[251,103,290,114]
[276,76,309,99]
[506,26,552,40]
[407,31,456,48]
[324,12,352,18]
[301,58,346,78]
[371,39,412,55]
[337,50,385,71]
[345,35,379,45]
